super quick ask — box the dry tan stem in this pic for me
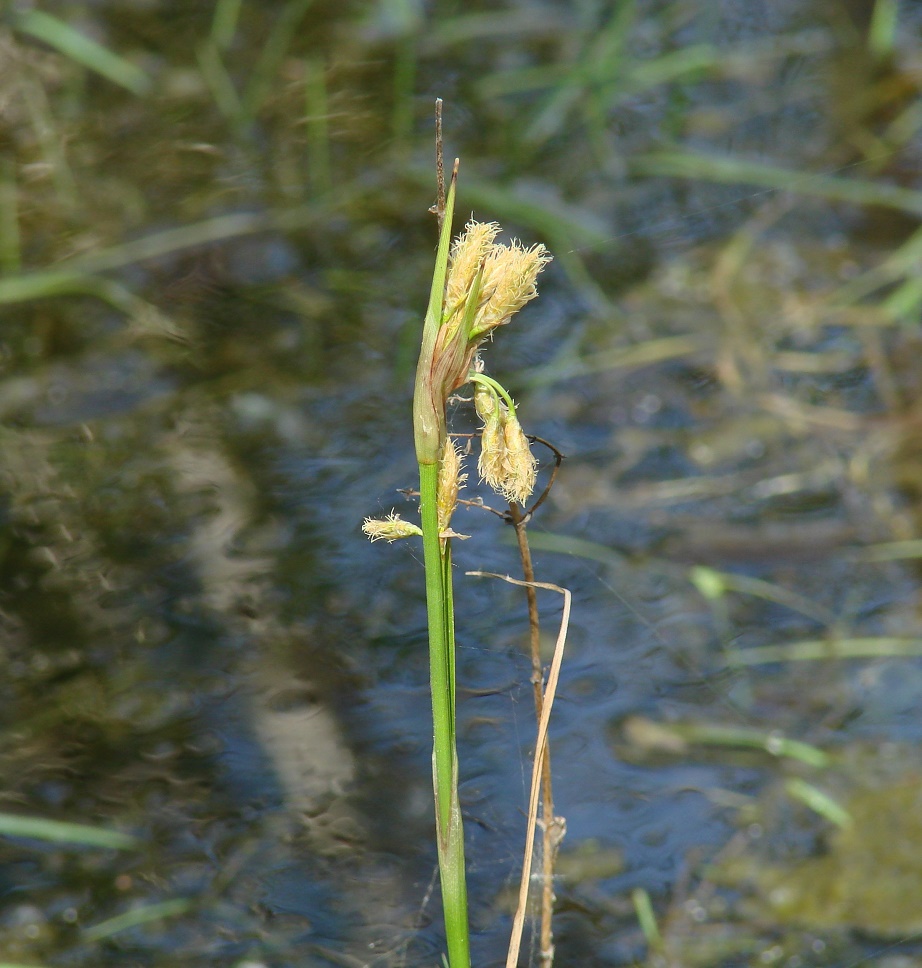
[466,571,571,968]
[434,99,445,232]
[508,503,559,964]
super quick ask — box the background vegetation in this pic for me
[1,1,922,965]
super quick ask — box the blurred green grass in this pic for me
[2,2,922,965]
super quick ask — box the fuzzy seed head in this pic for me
[475,379,538,506]
[437,437,467,535]
[469,239,552,339]
[362,511,423,543]
[445,220,500,320]
[478,404,507,496]
[473,380,498,423]
[501,415,538,505]
[476,387,537,505]
[444,221,551,342]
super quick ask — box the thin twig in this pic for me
[507,502,561,965]
[433,99,445,231]
[466,572,571,968]
[514,437,565,523]
[506,440,566,965]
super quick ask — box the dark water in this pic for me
[3,1,922,965]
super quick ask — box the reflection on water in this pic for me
[2,0,922,965]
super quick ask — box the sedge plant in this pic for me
[363,155,551,965]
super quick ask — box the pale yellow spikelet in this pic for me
[477,401,508,495]
[444,220,500,322]
[473,379,497,422]
[362,511,423,543]
[437,437,467,535]
[500,414,538,505]
[470,240,552,339]
[476,380,538,506]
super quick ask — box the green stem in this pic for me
[468,371,518,417]
[419,461,470,967]
[413,154,469,967]
[420,462,455,825]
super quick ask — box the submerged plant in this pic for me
[363,150,550,966]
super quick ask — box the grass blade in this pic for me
[82,899,191,943]
[0,813,138,850]
[632,150,922,217]
[12,10,151,96]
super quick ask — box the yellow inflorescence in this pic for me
[474,382,538,506]
[444,220,551,340]
[362,511,423,542]
[437,436,467,536]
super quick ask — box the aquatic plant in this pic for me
[363,130,551,966]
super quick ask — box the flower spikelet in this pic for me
[470,239,552,339]
[475,383,537,506]
[437,437,467,535]
[473,377,496,421]
[444,220,500,325]
[501,414,538,505]
[475,383,505,490]
[362,511,423,543]
[478,413,507,496]
[443,221,551,343]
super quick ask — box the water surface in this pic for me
[2,2,922,965]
